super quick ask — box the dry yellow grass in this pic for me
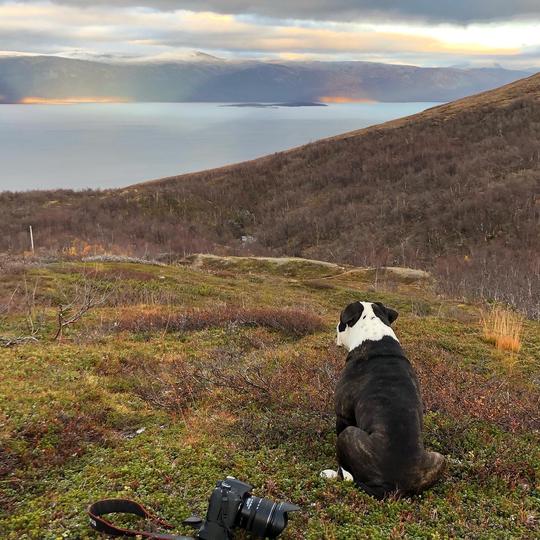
[481,305,524,354]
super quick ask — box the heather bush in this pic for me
[414,349,540,434]
[116,305,326,337]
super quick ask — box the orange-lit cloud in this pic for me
[250,25,518,55]
[20,96,130,104]
[319,96,377,104]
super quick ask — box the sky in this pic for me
[1,1,540,68]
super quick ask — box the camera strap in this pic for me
[87,498,196,539]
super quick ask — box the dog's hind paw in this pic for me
[320,468,354,481]
[320,469,339,479]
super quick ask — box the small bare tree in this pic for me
[53,279,111,341]
[1,287,18,346]
[0,279,41,347]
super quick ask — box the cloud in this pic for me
[0,1,538,69]
[0,3,253,54]
[0,3,520,56]
[9,1,540,24]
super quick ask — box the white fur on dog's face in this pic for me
[336,301,398,352]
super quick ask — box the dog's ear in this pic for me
[374,302,399,325]
[339,302,364,330]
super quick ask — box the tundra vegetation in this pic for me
[0,256,539,539]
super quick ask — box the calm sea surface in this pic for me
[0,102,439,192]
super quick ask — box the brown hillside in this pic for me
[1,74,539,314]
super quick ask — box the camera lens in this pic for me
[238,496,299,538]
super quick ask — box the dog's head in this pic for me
[336,301,399,351]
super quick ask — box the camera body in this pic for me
[197,477,299,540]
[197,477,250,539]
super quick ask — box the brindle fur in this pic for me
[335,334,445,499]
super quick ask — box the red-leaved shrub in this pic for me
[414,352,540,433]
[116,306,326,337]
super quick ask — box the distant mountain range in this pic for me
[0,54,533,104]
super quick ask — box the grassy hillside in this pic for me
[1,74,539,316]
[1,257,539,539]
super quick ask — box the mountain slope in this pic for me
[140,73,539,263]
[0,55,530,103]
[0,55,230,103]
[1,74,539,314]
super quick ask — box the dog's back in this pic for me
[336,338,431,494]
[330,301,444,498]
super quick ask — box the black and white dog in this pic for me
[321,301,445,499]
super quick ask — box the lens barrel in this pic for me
[238,496,300,538]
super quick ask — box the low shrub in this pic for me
[135,356,206,413]
[1,409,111,485]
[116,305,326,337]
[96,352,208,413]
[415,351,540,434]
[193,345,342,450]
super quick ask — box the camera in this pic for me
[197,477,300,540]
[88,476,299,540]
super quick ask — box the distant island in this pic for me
[223,102,328,108]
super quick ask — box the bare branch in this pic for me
[1,335,39,348]
[0,287,19,317]
[1,283,41,348]
[53,278,111,341]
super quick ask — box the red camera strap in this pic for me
[87,498,195,539]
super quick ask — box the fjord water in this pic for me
[0,102,438,191]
